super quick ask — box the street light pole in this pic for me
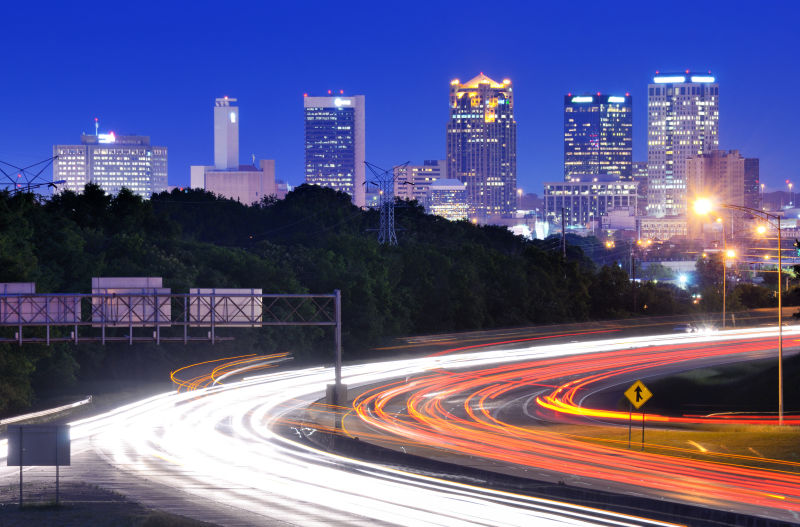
[693,199,783,425]
[777,216,783,425]
[720,218,727,329]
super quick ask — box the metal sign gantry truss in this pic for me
[0,290,345,397]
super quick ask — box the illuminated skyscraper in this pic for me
[563,93,632,181]
[53,132,167,198]
[304,94,365,207]
[647,72,719,217]
[446,74,517,219]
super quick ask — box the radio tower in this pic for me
[365,161,408,246]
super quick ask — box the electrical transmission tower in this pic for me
[365,161,409,246]
[0,156,64,195]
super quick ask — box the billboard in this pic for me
[189,288,262,327]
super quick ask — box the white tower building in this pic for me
[214,96,239,170]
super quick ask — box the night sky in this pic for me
[2,2,798,194]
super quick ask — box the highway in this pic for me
[0,351,684,526]
[351,327,800,524]
[1,327,797,525]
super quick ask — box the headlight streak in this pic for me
[352,327,800,519]
[0,333,710,526]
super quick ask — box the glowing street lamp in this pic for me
[692,197,785,425]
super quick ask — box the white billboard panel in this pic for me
[189,288,262,327]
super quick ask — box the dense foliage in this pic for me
[0,185,684,414]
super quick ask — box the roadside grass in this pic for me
[546,353,800,472]
[548,423,800,472]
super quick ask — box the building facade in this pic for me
[563,93,632,181]
[632,161,648,215]
[637,217,688,241]
[744,158,761,211]
[304,95,366,207]
[544,177,638,226]
[446,74,517,219]
[686,150,758,238]
[393,160,446,206]
[53,133,167,198]
[427,179,468,221]
[190,97,278,205]
[647,72,719,217]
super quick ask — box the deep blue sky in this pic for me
[2,2,798,194]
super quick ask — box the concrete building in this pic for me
[53,132,167,199]
[446,74,517,219]
[686,150,747,209]
[544,176,638,227]
[304,94,366,207]
[393,160,446,206]
[214,96,239,170]
[647,72,719,217]
[190,97,279,205]
[637,216,688,241]
[686,150,755,237]
[563,93,632,181]
[427,178,468,221]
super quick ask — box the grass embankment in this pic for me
[551,353,800,471]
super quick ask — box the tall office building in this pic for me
[191,97,278,205]
[647,72,719,217]
[563,93,632,181]
[446,74,517,219]
[304,94,366,207]
[394,160,446,206]
[53,132,167,198]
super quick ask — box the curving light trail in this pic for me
[352,327,800,522]
[0,335,703,526]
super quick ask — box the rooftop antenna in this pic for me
[94,117,99,136]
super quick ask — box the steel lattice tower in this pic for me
[365,161,408,245]
[0,156,62,195]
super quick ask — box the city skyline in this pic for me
[2,3,798,197]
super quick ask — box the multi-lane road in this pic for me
[1,325,798,525]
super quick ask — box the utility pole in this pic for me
[561,207,566,258]
[365,161,409,246]
[631,245,637,312]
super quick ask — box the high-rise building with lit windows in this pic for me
[647,71,719,217]
[304,94,365,207]
[53,133,167,198]
[446,74,517,219]
[563,93,632,181]
[393,160,446,206]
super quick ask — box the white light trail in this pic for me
[4,327,790,525]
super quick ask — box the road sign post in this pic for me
[624,380,652,451]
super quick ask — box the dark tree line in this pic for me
[0,184,687,414]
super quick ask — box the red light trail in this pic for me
[352,335,800,514]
